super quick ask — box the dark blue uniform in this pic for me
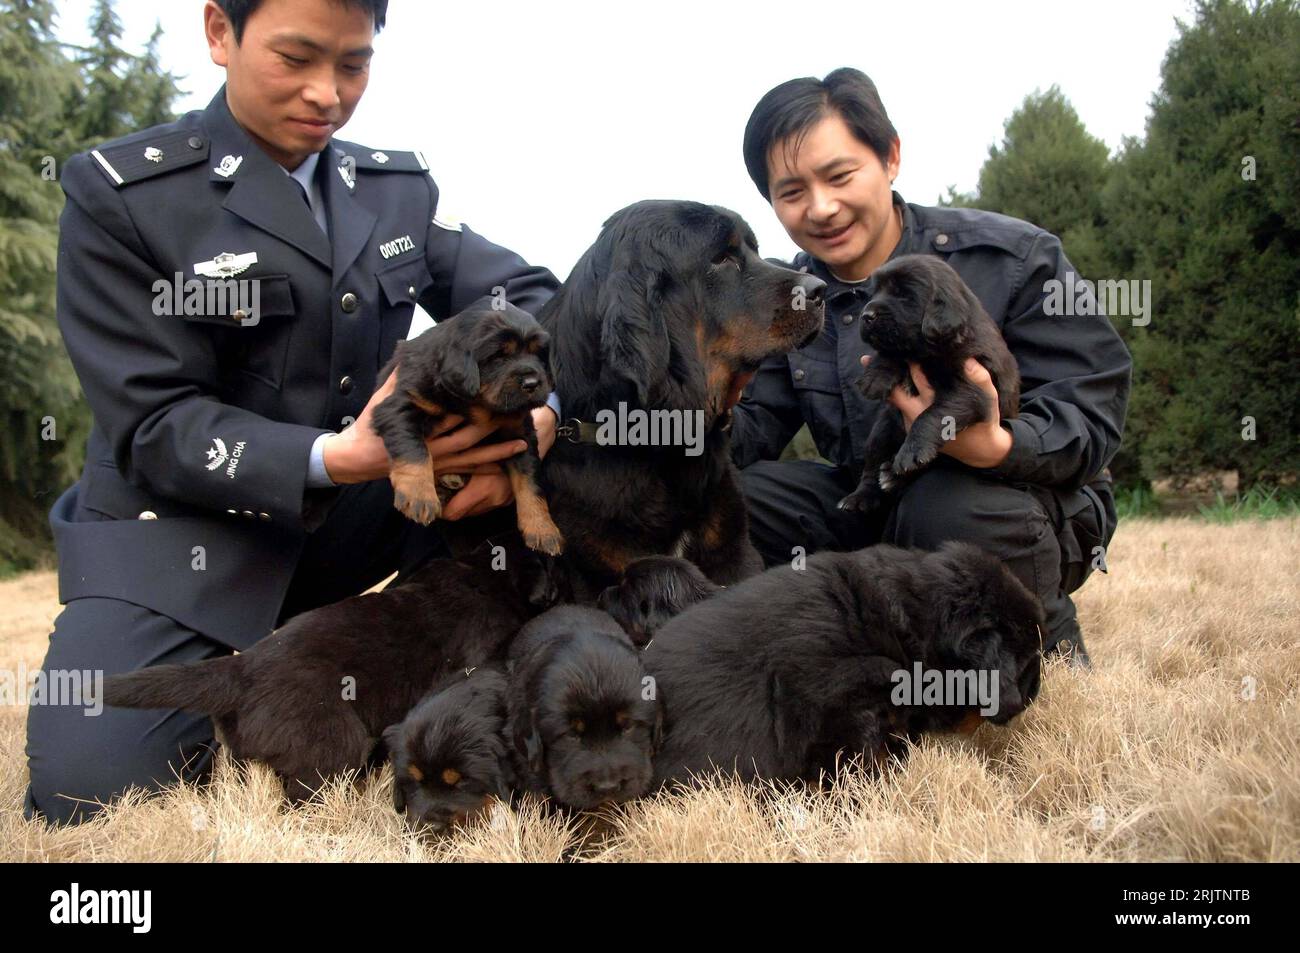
[731,193,1131,657]
[26,88,558,824]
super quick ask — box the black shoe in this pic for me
[1044,632,1092,669]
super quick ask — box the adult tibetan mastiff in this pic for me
[539,200,825,593]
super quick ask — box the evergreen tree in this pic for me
[1105,0,1300,488]
[939,86,1112,279]
[0,0,85,572]
[0,0,182,573]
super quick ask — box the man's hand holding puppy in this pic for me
[321,372,558,520]
[861,354,1013,470]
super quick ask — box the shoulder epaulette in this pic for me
[337,146,430,174]
[90,128,210,188]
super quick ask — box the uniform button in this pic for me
[137,510,158,520]
[187,136,203,150]
[935,233,949,246]
[407,285,417,299]
[339,375,354,395]
[258,512,271,522]
[340,292,358,312]
[842,313,855,325]
[793,369,806,381]
[227,509,238,515]
[242,510,255,519]
[232,308,248,323]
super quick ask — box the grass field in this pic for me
[1,516,1296,862]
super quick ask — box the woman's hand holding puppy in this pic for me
[860,354,1014,469]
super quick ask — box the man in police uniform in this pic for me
[25,0,560,824]
[732,69,1132,665]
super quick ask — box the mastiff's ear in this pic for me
[598,268,670,407]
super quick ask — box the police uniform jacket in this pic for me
[730,193,1133,558]
[50,87,558,649]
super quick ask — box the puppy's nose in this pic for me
[588,777,626,797]
[519,375,541,394]
[796,274,826,306]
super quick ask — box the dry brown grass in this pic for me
[2,517,1296,862]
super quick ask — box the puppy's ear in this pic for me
[509,702,545,777]
[598,269,670,407]
[921,288,966,345]
[438,345,481,400]
[380,724,408,813]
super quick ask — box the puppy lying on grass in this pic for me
[643,542,1045,787]
[102,539,562,803]
[596,556,721,647]
[506,605,662,811]
[382,665,514,835]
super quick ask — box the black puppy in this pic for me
[539,200,825,594]
[383,665,513,834]
[840,254,1021,515]
[373,300,563,555]
[643,542,1045,787]
[506,605,662,810]
[102,538,562,802]
[596,556,721,647]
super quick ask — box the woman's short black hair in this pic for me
[743,67,898,201]
[216,0,388,43]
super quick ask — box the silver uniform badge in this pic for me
[213,154,243,178]
[144,147,163,163]
[338,162,355,190]
[194,251,258,278]
[370,151,389,164]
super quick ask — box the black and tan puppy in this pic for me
[596,556,721,647]
[839,254,1021,515]
[373,300,563,555]
[102,539,562,803]
[382,665,513,834]
[540,200,825,594]
[506,605,662,810]
[643,542,1045,787]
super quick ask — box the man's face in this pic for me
[205,0,375,169]
[767,112,902,282]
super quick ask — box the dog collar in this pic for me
[556,411,734,446]
[556,418,603,444]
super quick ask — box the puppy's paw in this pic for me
[391,461,442,525]
[838,484,888,515]
[892,440,939,477]
[523,524,565,557]
[877,461,899,492]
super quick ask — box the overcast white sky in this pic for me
[55,0,1197,280]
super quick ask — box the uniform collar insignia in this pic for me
[213,154,243,178]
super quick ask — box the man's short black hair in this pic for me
[743,67,898,201]
[216,0,388,43]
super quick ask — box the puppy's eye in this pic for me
[639,599,650,617]
[440,768,462,787]
[711,249,742,268]
[570,718,586,735]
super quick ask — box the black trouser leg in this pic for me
[738,457,1092,660]
[26,479,465,826]
[24,598,226,826]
